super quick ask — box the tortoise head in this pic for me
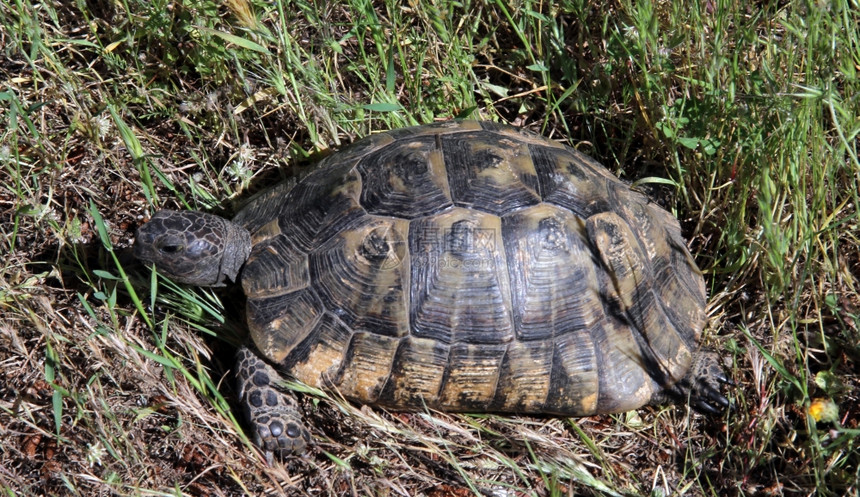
[134,210,251,287]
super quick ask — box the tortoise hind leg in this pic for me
[651,349,731,414]
[686,349,732,414]
[236,346,311,461]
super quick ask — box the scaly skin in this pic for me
[650,349,732,413]
[134,210,250,286]
[235,346,311,461]
[136,210,312,459]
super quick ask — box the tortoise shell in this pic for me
[231,120,706,415]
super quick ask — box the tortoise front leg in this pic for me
[236,346,311,461]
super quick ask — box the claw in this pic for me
[701,381,730,409]
[691,380,730,414]
[693,398,724,415]
[710,366,735,386]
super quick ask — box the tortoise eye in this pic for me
[159,244,183,254]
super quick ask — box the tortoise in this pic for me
[133,120,728,460]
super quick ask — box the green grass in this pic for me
[2,0,859,495]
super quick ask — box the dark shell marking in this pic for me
[237,121,707,416]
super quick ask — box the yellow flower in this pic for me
[808,398,839,423]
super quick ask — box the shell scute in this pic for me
[278,166,366,252]
[334,331,401,404]
[242,234,309,299]
[545,328,600,414]
[501,204,603,342]
[357,136,452,218]
[442,131,541,215]
[586,212,692,396]
[248,288,324,363]
[437,343,507,410]
[408,208,514,346]
[490,339,554,412]
[376,336,449,408]
[530,143,615,218]
[285,312,353,390]
[310,216,411,338]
